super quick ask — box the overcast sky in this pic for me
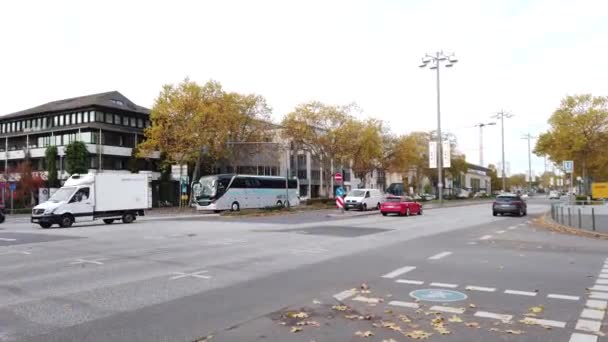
[1,0,607,175]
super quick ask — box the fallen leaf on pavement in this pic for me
[404,330,432,339]
[296,320,320,327]
[384,309,393,314]
[291,327,303,333]
[332,305,349,311]
[313,299,322,304]
[345,314,359,320]
[279,322,287,326]
[489,328,501,332]
[290,312,309,319]
[448,315,463,323]
[469,303,477,308]
[528,305,544,314]
[465,322,480,328]
[506,329,525,335]
[519,318,539,325]
[383,339,398,342]
[381,321,402,332]
[398,314,412,323]
[355,330,374,337]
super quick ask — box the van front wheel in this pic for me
[60,215,73,228]
[122,213,135,224]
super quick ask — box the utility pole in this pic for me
[521,133,536,193]
[419,51,458,205]
[474,122,496,167]
[491,110,513,192]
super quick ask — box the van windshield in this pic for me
[49,187,76,202]
[348,190,366,197]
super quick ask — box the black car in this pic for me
[492,194,527,216]
[0,208,4,224]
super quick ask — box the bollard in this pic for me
[578,208,582,228]
[568,207,571,226]
[592,207,596,231]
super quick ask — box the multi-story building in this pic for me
[0,91,159,181]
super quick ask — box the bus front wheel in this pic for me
[231,202,240,212]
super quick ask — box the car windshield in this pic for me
[49,187,76,202]
[385,197,401,202]
[348,190,366,197]
[496,196,518,202]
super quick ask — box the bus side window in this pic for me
[231,177,247,188]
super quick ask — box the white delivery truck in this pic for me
[31,173,150,228]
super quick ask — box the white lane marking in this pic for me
[70,258,105,265]
[0,250,31,256]
[523,317,566,328]
[474,311,512,322]
[388,301,419,309]
[575,319,601,332]
[479,235,493,240]
[170,270,211,280]
[382,266,416,279]
[289,247,328,255]
[428,251,452,260]
[590,292,608,300]
[496,230,506,234]
[586,299,607,310]
[396,279,424,285]
[467,242,478,245]
[589,285,608,292]
[504,289,537,297]
[333,289,358,301]
[595,279,608,285]
[599,274,608,279]
[352,296,381,304]
[580,308,605,320]
[430,282,458,288]
[0,238,17,242]
[466,286,496,292]
[430,306,465,314]
[569,333,598,342]
[548,294,580,301]
[507,226,517,230]
[517,223,526,227]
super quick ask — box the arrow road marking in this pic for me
[170,270,211,280]
[70,258,105,265]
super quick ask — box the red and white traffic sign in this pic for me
[334,172,343,182]
[336,196,344,209]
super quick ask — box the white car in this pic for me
[344,189,383,211]
[548,191,560,200]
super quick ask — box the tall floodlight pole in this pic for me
[419,51,458,205]
[521,133,536,193]
[491,111,513,192]
[474,122,496,167]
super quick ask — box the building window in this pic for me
[130,117,136,127]
[76,112,81,124]
[53,116,58,127]
[16,121,21,131]
[83,112,89,123]
[113,114,121,125]
[96,111,104,122]
[105,112,113,124]
[110,99,124,106]
[90,111,96,122]
[137,118,143,128]
[1,123,4,133]
[59,115,64,126]
[123,116,129,126]
[72,113,76,124]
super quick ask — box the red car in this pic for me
[380,196,422,216]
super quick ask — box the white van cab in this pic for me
[344,188,383,211]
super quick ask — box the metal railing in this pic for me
[550,202,607,232]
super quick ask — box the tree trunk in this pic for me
[189,149,205,206]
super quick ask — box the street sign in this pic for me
[9,183,16,192]
[335,186,345,197]
[410,289,467,302]
[442,141,451,168]
[563,160,573,173]
[334,172,343,182]
[335,196,344,209]
[428,141,437,168]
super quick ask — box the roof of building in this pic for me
[466,163,491,173]
[1,91,150,120]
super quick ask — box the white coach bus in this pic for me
[193,174,299,212]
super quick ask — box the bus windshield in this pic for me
[197,176,217,199]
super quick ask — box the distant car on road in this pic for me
[548,191,560,200]
[380,196,422,217]
[492,194,527,216]
[344,189,382,211]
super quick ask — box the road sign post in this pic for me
[335,186,345,213]
[9,182,16,215]
[563,160,574,204]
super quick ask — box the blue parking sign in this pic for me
[9,183,16,192]
[335,186,345,197]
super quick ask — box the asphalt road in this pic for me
[0,199,606,342]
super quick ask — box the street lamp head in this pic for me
[445,63,453,68]
[422,57,432,63]
[448,58,458,64]
[487,122,496,126]
[429,65,438,70]
[419,63,428,68]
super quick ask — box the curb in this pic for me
[536,213,608,240]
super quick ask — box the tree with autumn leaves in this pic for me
[534,94,608,194]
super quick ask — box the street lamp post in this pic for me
[491,111,513,192]
[521,133,536,193]
[419,51,458,205]
[474,122,496,167]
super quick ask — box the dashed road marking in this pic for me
[569,333,598,342]
[507,226,517,230]
[548,294,580,301]
[396,279,424,285]
[596,279,608,285]
[589,292,608,300]
[523,317,567,328]
[580,308,605,320]
[428,251,452,260]
[474,311,512,322]
[333,289,358,301]
[599,274,608,279]
[575,319,601,332]
[382,266,416,279]
[430,282,458,288]
[170,270,211,280]
[70,258,105,265]
[479,235,493,240]
[586,299,607,310]
[0,250,31,256]
[467,242,478,245]
[504,289,537,297]
[430,306,465,314]
[0,238,17,242]
[388,301,419,309]
[466,285,496,292]
[352,296,381,304]
[289,247,328,255]
[496,230,506,234]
